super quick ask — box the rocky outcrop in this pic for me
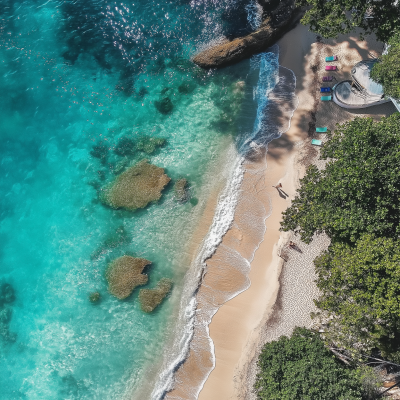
[100,159,170,211]
[193,1,304,69]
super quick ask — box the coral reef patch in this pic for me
[136,137,166,154]
[106,255,151,300]
[174,178,189,202]
[100,160,170,211]
[139,278,173,313]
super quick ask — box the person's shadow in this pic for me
[277,188,289,199]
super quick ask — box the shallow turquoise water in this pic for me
[0,0,282,398]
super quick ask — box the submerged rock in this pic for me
[114,137,136,157]
[174,178,189,202]
[90,143,108,164]
[136,137,166,154]
[91,225,131,260]
[192,4,303,68]
[88,292,101,303]
[155,97,174,115]
[100,160,170,211]
[139,278,173,313]
[106,255,151,300]
[0,283,15,307]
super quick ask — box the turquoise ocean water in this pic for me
[0,0,288,399]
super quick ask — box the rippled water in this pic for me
[0,0,282,399]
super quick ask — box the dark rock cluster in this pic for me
[192,0,303,68]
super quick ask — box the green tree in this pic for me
[314,234,400,361]
[296,0,400,42]
[371,33,400,100]
[254,327,365,399]
[280,113,400,244]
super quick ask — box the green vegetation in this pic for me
[371,33,400,100]
[315,234,400,361]
[254,327,374,400]
[297,0,400,42]
[105,255,150,300]
[138,278,173,313]
[281,114,400,244]
[278,111,400,385]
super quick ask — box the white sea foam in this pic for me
[151,147,245,400]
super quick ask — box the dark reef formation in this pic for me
[139,278,173,313]
[0,282,16,344]
[106,256,151,300]
[192,0,304,68]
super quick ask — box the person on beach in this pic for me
[273,183,282,189]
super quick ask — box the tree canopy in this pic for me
[254,327,367,400]
[280,113,400,244]
[371,33,400,100]
[296,0,400,42]
[314,234,400,361]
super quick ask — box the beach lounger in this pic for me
[312,139,322,146]
[320,87,331,93]
[325,66,337,71]
[325,56,338,61]
[321,96,332,101]
[323,76,333,82]
[316,127,328,133]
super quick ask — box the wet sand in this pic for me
[167,23,397,400]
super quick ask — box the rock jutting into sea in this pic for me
[100,159,171,211]
[139,278,173,313]
[106,256,151,300]
[192,1,303,68]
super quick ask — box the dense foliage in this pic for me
[254,327,366,400]
[371,33,400,100]
[315,234,400,361]
[280,113,400,244]
[296,0,400,42]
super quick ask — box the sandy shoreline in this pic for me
[166,22,397,400]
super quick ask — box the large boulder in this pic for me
[106,256,151,299]
[192,4,303,69]
[100,160,170,211]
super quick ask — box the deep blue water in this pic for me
[0,0,282,398]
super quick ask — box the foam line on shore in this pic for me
[151,148,245,400]
[159,46,299,400]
